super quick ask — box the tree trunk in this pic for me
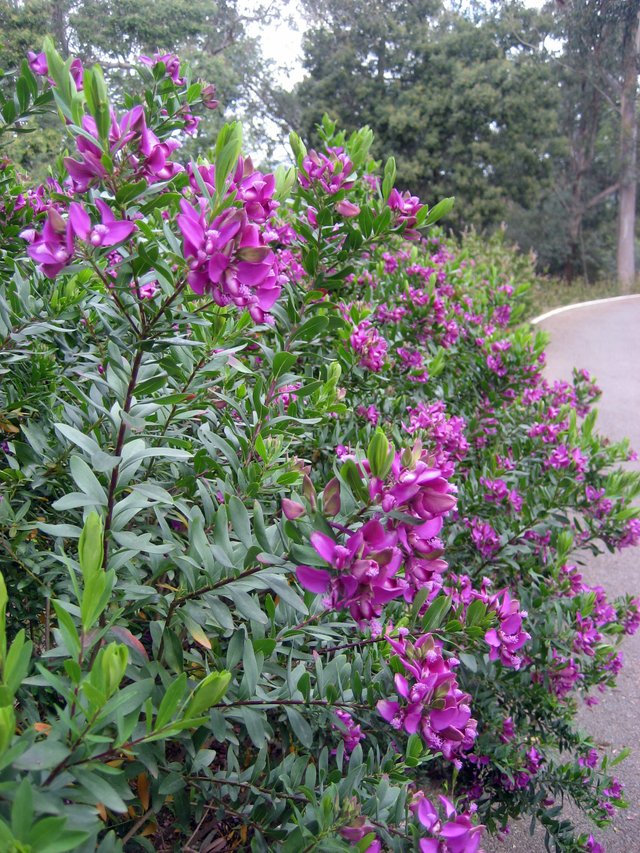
[617,3,640,293]
[50,0,69,58]
[565,84,600,284]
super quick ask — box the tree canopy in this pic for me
[292,0,639,283]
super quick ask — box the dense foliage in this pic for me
[1,45,639,852]
[0,0,288,176]
[293,0,639,284]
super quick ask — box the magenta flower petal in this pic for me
[394,673,410,699]
[438,796,457,819]
[296,565,330,594]
[282,498,305,520]
[100,220,137,246]
[310,531,337,565]
[440,822,469,839]
[417,798,439,831]
[429,707,461,731]
[376,699,400,722]
[484,628,500,648]
[69,203,91,240]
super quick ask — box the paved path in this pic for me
[488,296,640,853]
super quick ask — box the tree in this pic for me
[549,0,639,288]
[616,1,640,291]
[293,0,561,233]
[0,0,287,173]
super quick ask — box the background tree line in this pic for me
[1,0,639,287]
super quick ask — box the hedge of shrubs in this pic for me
[1,43,639,853]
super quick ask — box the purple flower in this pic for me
[69,200,137,247]
[357,404,380,425]
[188,158,278,225]
[340,818,381,852]
[500,717,515,743]
[296,519,405,622]
[485,590,530,669]
[350,321,388,371]
[65,105,183,193]
[137,280,159,299]
[388,188,424,233]
[282,498,305,520]
[377,634,477,761]
[335,199,361,217]
[177,198,280,323]
[467,518,500,559]
[28,52,83,89]
[21,201,136,278]
[27,51,49,76]
[332,709,364,755]
[139,51,185,85]
[585,835,604,853]
[298,147,355,195]
[578,748,599,769]
[412,793,485,853]
[20,207,74,278]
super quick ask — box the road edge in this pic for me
[531,293,640,325]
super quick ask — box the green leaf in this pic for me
[421,596,452,632]
[367,428,393,479]
[78,511,104,581]
[13,740,70,771]
[272,351,297,379]
[72,768,129,813]
[11,777,33,840]
[285,706,313,748]
[29,817,89,853]
[52,601,81,658]
[4,631,32,695]
[54,423,101,456]
[382,156,396,202]
[90,64,110,142]
[155,672,187,730]
[424,196,455,226]
[227,496,252,548]
[291,316,329,342]
[339,459,369,503]
[184,670,232,717]
[465,599,487,627]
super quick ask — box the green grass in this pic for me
[523,276,640,321]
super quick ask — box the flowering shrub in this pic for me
[0,44,638,852]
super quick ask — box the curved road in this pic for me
[488,295,640,853]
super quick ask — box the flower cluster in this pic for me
[65,107,183,192]
[378,634,477,761]
[296,520,404,622]
[350,321,388,371]
[412,794,484,853]
[298,147,355,195]
[21,201,136,278]
[484,590,530,669]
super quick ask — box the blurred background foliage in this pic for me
[1,0,639,288]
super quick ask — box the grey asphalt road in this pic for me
[487,295,640,853]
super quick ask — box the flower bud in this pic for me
[185,670,231,718]
[78,512,104,582]
[323,477,341,517]
[335,199,361,218]
[201,83,219,109]
[101,642,128,697]
[282,498,305,520]
[303,475,317,510]
[367,428,393,479]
